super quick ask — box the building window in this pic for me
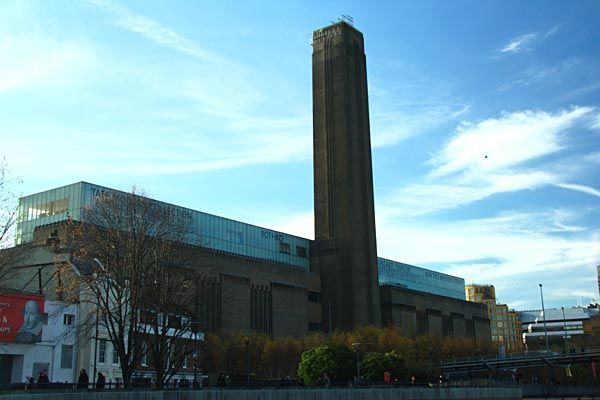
[308,291,321,303]
[60,345,73,369]
[98,340,106,364]
[112,345,120,365]
[296,246,307,258]
[63,314,74,325]
[140,341,148,367]
[308,322,321,332]
[279,242,290,254]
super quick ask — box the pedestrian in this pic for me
[77,369,89,389]
[322,373,330,388]
[38,370,49,388]
[97,372,106,389]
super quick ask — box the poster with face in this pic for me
[0,293,45,343]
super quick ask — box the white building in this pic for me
[0,296,77,385]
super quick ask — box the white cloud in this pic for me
[88,0,222,63]
[544,25,560,38]
[554,182,600,198]
[382,171,555,217]
[374,104,600,307]
[376,209,599,305]
[593,114,600,130]
[429,107,592,178]
[495,27,559,58]
[371,104,470,148]
[500,33,538,54]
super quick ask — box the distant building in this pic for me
[465,284,522,352]
[518,307,599,351]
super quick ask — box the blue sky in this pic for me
[1,0,599,310]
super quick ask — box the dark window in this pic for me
[112,345,120,365]
[416,310,428,335]
[61,345,73,369]
[279,242,290,254]
[308,291,321,303]
[169,315,182,329]
[308,322,322,332]
[63,314,74,325]
[296,246,307,258]
[442,314,453,337]
[98,340,106,363]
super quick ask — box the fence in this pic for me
[1,387,523,400]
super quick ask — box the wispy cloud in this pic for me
[544,25,560,38]
[369,71,470,147]
[500,33,538,54]
[495,26,560,58]
[379,106,596,217]
[554,182,600,198]
[498,58,586,91]
[88,0,222,63]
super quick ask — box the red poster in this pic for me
[0,292,45,343]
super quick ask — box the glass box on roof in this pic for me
[16,182,310,271]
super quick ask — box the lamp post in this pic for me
[561,307,568,354]
[428,347,434,384]
[242,334,251,388]
[539,284,549,352]
[351,342,361,386]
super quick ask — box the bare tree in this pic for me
[66,187,206,387]
[0,158,24,287]
[140,260,201,388]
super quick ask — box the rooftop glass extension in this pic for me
[378,257,466,300]
[16,182,311,271]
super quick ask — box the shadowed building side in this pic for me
[311,21,381,330]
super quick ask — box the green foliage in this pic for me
[297,345,355,385]
[360,350,406,382]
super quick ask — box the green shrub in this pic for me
[297,344,355,385]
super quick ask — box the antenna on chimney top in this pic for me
[341,15,354,25]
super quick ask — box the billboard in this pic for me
[0,292,45,343]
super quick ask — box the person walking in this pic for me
[37,370,49,388]
[97,372,106,390]
[77,369,89,389]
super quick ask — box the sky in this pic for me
[1,0,599,310]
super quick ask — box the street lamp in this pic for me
[351,342,361,386]
[539,284,549,352]
[241,334,251,388]
[428,347,434,384]
[561,307,568,354]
